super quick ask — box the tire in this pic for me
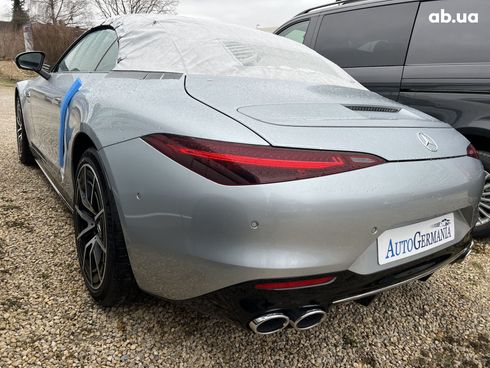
[15,97,34,166]
[74,148,138,306]
[473,150,490,238]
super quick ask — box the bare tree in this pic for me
[29,0,91,26]
[92,0,179,18]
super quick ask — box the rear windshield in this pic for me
[110,15,365,89]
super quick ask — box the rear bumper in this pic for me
[100,138,484,300]
[332,237,473,304]
[181,234,473,328]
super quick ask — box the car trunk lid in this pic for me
[185,75,469,161]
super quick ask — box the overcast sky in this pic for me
[178,0,331,27]
[0,0,332,28]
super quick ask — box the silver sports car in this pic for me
[15,15,484,334]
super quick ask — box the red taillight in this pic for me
[143,134,386,185]
[255,276,336,290]
[467,144,479,159]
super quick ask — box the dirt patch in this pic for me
[1,297,23,311]
[4,219,33,232]
[469,333,490,355]
[0,238,5,260]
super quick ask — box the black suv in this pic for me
[276,0,490,237]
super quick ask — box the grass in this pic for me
[0,60,34,87]
[0,75,16,87]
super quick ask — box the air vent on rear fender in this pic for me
[344,105,400,113]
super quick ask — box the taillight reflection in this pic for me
[467,144,479,159]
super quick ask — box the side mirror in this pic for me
[15,51,51,80]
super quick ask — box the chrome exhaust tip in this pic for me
[289,309,327,331]
[249,313,290,335]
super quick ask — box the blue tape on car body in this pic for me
[58,78,82,167]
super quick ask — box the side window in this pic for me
[57,29,117,73]
[407,0,489,64]
[96,41,118,72]
[314,3,418,68]
[278,20,310,44]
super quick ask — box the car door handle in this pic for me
[25,91,31,98]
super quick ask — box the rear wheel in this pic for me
[15,98,34,166]
[474,150,490,238]
[74,148,138,306]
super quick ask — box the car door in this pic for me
[311,2,419,100]
[399,0,490,132]
[29,28,118,178]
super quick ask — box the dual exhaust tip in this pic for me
[249,308,327,335]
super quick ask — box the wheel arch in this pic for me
[15,80,29,104]
[14,87,19,118]
[14,82,31,139]
[69,129,118,208]
[71,132,97,181]
[14,87,21,119]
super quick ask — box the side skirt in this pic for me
[31,145,74,213]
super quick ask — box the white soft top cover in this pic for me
[107,15,365,89]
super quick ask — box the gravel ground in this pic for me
[0,84,489,368]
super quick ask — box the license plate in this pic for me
[377,213,455,265]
